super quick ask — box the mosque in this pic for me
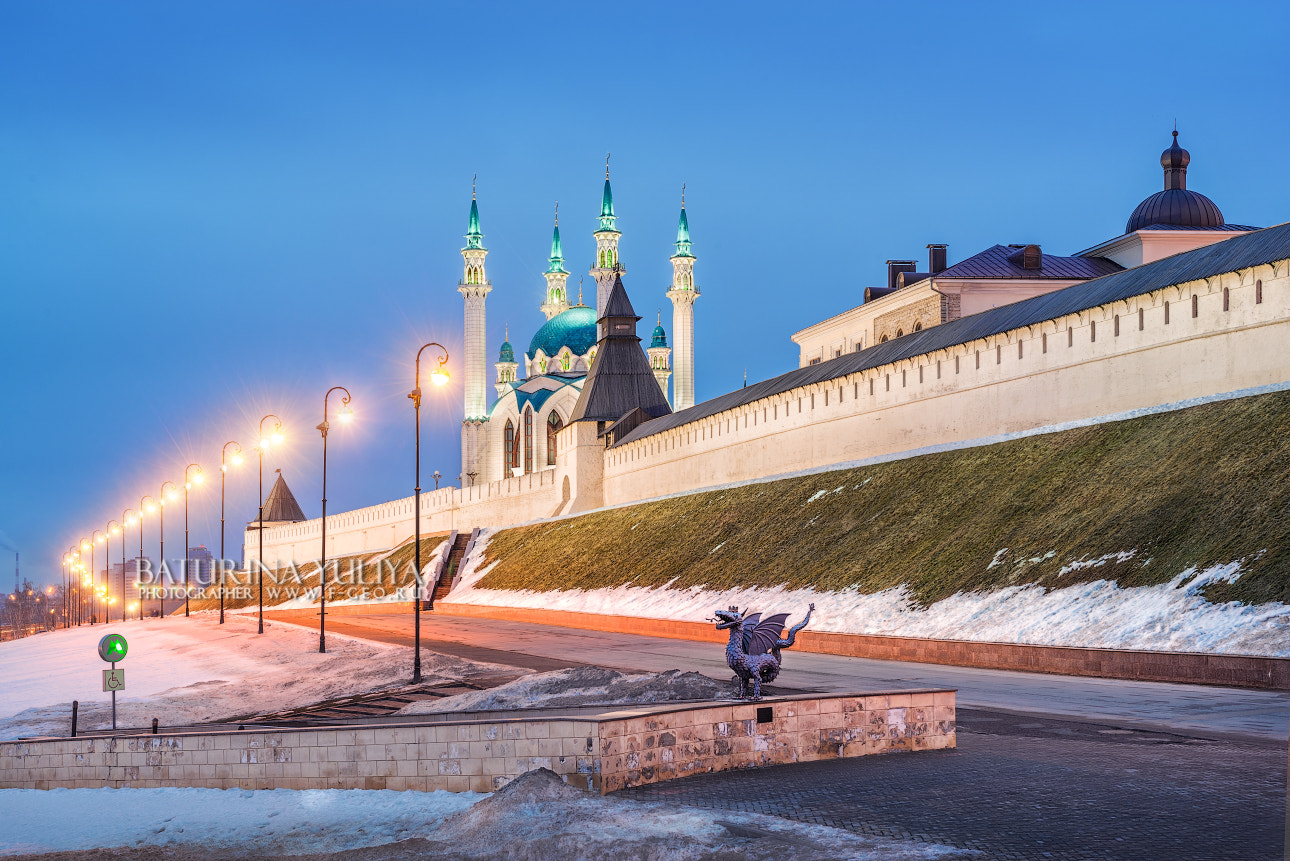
[457,166,699,487]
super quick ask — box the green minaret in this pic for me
[541,203,572,320]
[591,153,625,322]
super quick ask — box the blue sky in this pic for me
[2,1,1287,586]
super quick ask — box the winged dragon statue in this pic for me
[712,604,814,700]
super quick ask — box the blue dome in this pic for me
[650,323,668,349]
[528,305,598,359]
[498,340,515,363]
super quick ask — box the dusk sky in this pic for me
[3,1,1287,587]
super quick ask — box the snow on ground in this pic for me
[0,613,508,740]
[0,769,974,860]
[396,667,727,715]
[449,534,1290,657]
[0,785,482,857]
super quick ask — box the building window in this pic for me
[1164,300,1171,324]
[914,322,923,332]
[975,351,980,369]
[1068,326,1073,347]
[1192,294,1199,318]
[1223,287,1230,311]
[936,360,941,379]
[834,347,842,358]
[1114,315,1120,337]
[504,420,516,473]
[1256,279,1263,304]
[955,356,960,374]
[902,370,906,387]
[546,412,563,465]
[808,357,820,366]
[523,408,533,474]
[896,329,904,338]
[1139,307,1144,331]
[869,379,874,395]
[1018,341,1024,359]
[886,375,890,391]
[1091,320,1096,342]
[880,334,889,343]
[1042,333,1048,354]
[996,345,1001,364]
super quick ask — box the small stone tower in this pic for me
[666,189,699,411]
[494,327,518,397]
[590,156,623,328]
[540,206,571,320]
[459,180,492,481]
[646,311,672,404]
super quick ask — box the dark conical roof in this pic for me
[570,274,672,424]
[1126,130,1225,233]
[254,471,307,523]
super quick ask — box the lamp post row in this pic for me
[63,346,449,685]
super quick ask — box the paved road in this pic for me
[274,610,1290,742]
[270,610,1289,859]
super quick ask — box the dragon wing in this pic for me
[746,613,790,656]
[740,613,762,653]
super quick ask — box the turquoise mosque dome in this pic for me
[651,322,668,349]
[527,305,598,359]
[498,340,515,363]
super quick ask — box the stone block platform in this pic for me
[0,690,955,794]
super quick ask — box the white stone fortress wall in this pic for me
[250,252,1289,569]
[600,257,1289,505]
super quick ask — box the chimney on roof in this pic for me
[1022,244,1042,270]
[886,260,917,291]
[927,244,947,274]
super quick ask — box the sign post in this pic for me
[98,634,127,730]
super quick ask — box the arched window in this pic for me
[913,322,922,332]
[547,412,563,465]
[880,334,889,343]
[504,420,516,473]
[523,408,533,474]
[895,329,904,338]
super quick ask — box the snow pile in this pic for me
[0,614,509,740]
[397,667,727,715]
[449,536,1290,656]
[0,770,974,860]
[422,767,972,861]
[0,785,482,857]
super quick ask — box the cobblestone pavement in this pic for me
[620,708,1287,860]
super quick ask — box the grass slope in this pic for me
[477,390,1290,607]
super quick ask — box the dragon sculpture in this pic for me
[713,604,814,700]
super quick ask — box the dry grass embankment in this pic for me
[478,390,1290,607]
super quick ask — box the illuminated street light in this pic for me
[317,386,354,654]
[219,441,244,625]
[255,414,284,635]
[138,495,155,621]
[120,509,135,623]
[159,481,177,618]
[183,463,203,617]
[409,342,450,683]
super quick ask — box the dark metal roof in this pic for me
[935,245,1123,280]
[615,221,1290,448]
[253,471,307,523]
[570,276,672,424]
[1126,189,1225,233]
[1132,222,1259,232]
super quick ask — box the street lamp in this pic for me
[220,441,244,625]
[433,471,441,490]
[318,387,354,654]
[255,414,284,635]
[90,531,106,625]
[409,342,450,683]
[159,481,177,618]
[79,539,92,625]
[61,552,71,628]
[105,521,121,622]
[183,463,204,617]
[139,495,156,620]
[120,510,135,623]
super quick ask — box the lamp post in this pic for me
[105,521,121,622]
[220,442,244,625]
[255,415,284,635]
[90,531,106,625]
[61,552,71,628]
[409,342,450,684]
[159,481,177,618]
[183,463,204,617]
[139,496,156,620]
[318,387,354,654]
[79,538,92,625]
[120,511,135,623]
[67,546,78,626]
[433,471,440,490]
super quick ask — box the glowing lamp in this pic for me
[339,404,354,424]
[431,367,450,386]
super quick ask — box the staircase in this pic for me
[432,532,471,603]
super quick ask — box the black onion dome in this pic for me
[1125,131,1225,233]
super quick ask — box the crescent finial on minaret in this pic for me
[606,152,610,179]
[681,182,686,209]
[472,173,476,200]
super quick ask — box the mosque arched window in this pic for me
[523,408,534,474]
[547,412,563,465]
[880,335,889,343]
[896,329,904,338]
[504,420,516,473]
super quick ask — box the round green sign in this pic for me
[98,634,128,663]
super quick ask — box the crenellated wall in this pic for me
[250,257,1289,568]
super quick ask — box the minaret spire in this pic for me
[591,154,623,321]
[666,185,699,411]
[646,308,672,404]
[459,180,492,480]
[541,202,571,320]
